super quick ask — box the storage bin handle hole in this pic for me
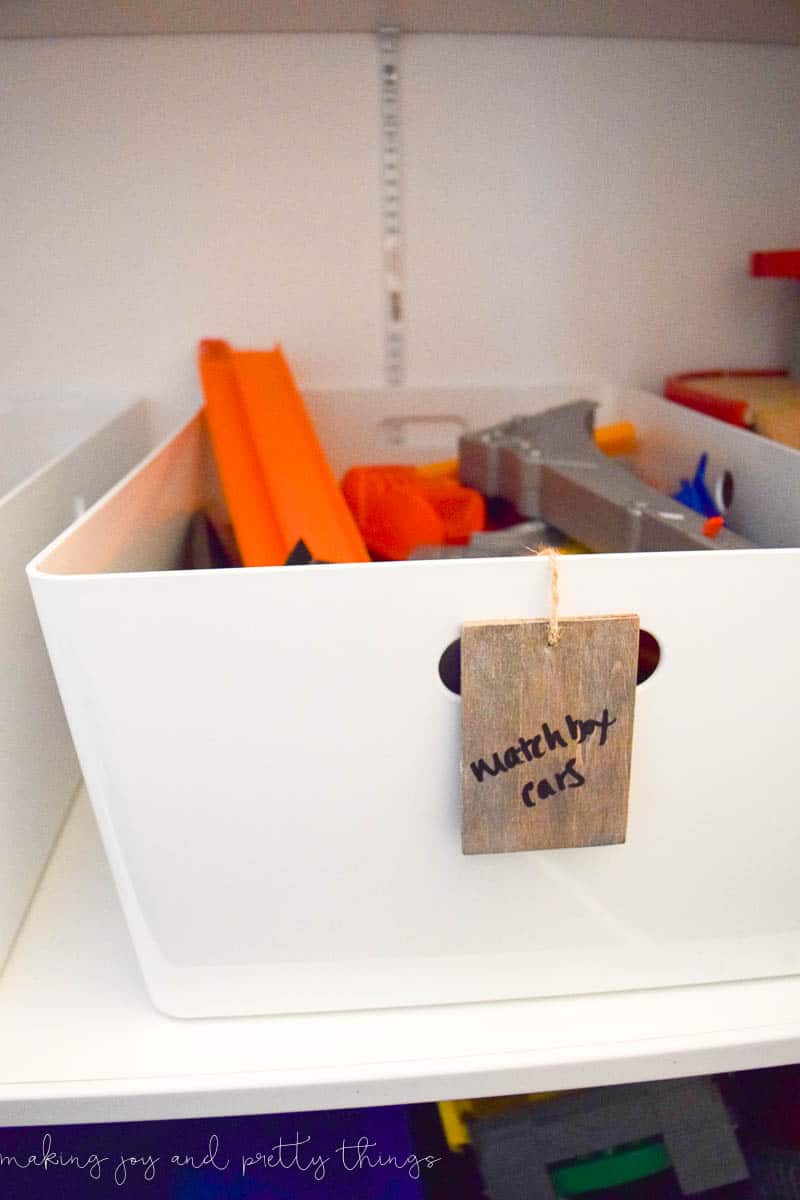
[637,629,661,684]
[715,469,734,513]
[379,414,468,450]
[439,628,661,695]
[438,639,462,695]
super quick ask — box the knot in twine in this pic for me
[536,546,561,647]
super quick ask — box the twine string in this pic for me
[536,546,561,647]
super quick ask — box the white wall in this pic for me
[1,35,383,420]
[404,37,800,391]
[1,33,798,423]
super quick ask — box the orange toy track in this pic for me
[198,340,369,567]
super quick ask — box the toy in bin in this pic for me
[198,340,487,564]
[198,339,369,566]
[196,350,749,567]
[458,400,753,553]
[341,464,485,560]
[340,422,639,560]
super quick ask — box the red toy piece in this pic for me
[750,248,800,278]
[664,369,788,429]
[702,516,725,539]
[342,466,485,560]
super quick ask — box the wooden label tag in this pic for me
[461,615,639,854]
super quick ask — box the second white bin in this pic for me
[1,398,153,970]
[28,383,800,1017]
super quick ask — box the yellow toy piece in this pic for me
[438,1093,563,1153]
[593,420,637,457]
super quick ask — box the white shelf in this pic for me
[2,787,800,1126]
[1,0,799,43]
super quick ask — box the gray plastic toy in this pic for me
[458,400,754,553]
[471,1076,748,1199]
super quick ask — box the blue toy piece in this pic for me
[672,453,720,518]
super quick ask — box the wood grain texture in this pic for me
[462,615,638,854]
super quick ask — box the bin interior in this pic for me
[33,384,800,580]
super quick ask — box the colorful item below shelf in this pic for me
[468,1078,748,1199]
[552,1137,671,1197]
[438,1094,561,1153]
[198,339,369,567]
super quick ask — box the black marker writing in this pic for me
[470,709,615,788]
[520,758,585,807]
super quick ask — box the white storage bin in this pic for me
[1,398,153,969]
[27,384,800,1018]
